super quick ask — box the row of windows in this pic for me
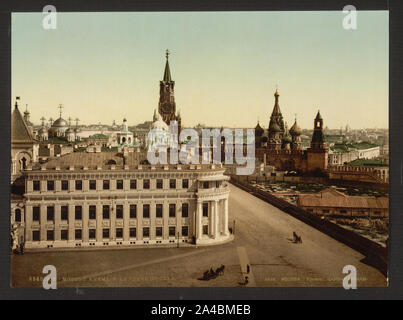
[31,226,194,241]
[33,179,190,191]
[31,203,194,222]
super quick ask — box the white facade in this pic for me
[21,156,230,249]
[329,146,380,166]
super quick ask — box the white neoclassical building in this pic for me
[19,150,231,249]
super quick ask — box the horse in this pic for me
[216,264,225,275]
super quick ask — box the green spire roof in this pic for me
[315,110,323,120]
[163,59,172,82]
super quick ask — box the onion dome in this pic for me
[52,117,68,128]
[269,121,281,132]
[283,133,292,143]
[255,121,264,136]
[289,119,302,136]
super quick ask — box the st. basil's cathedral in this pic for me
[255,89,329,174]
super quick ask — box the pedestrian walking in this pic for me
[19,242,24,255]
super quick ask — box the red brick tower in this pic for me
[307,110,328,172]
[158,49,181,133]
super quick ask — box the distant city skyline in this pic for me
[12,11,388,129]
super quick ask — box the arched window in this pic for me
[15,209,21,222]
[106,159,117,165]
[20,157,27,170]
[122,137,126,143]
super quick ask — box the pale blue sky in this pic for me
[11,11,388,129]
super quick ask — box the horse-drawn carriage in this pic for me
[199,265,225,281]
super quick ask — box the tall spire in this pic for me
[163,49,172,83]
[268,87,285,145]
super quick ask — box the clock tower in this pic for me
[158,49,181,133]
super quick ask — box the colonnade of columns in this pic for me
[195,197,229,244]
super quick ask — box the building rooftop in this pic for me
[347,159,389,168]
[330,141,379,153]
[89,133,109,139]
[297,188,388,209]
[27,151,225,172]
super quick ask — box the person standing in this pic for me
[19,242,24,255]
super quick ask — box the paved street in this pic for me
[11,184,387,287]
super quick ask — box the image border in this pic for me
[1,0,402,300]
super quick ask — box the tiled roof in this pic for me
[31,151,142,170]
[298,188,388,209]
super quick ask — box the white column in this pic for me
[150,201,156,240]
[68,204,74,242]
[138,203,143,241]
[224,198,229,236]
[110,201,116,241]
[55,205,61,241]
[214,200,219,239]
[83,204,89,243]
[123,202,129,242]
[40,204,47,242]
[210,201,215,238]
[96,203,102,242]
[196,201,202,240]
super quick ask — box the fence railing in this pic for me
[230,176,388,276]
